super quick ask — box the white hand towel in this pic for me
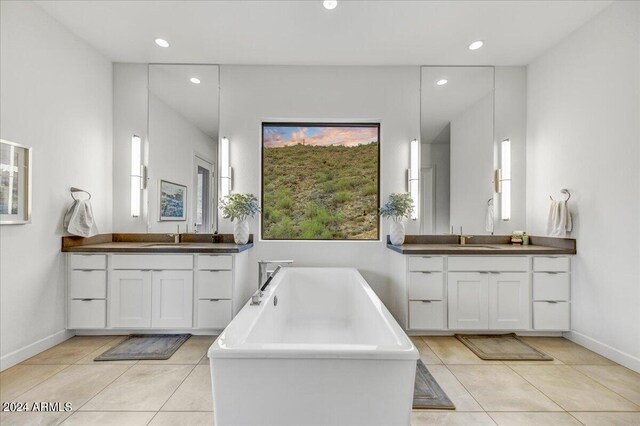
[64,199,98,237]
[546,199,572,237]
[485,202,494,234]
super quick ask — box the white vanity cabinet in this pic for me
[447,272,490,329]
[66,250,250,332]
[532,256,571,330]
[390,252,571,333]
[407,256,446,330]
[68,254,107,329]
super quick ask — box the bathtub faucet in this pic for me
[251,260,294,305]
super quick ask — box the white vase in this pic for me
[233,219,250,245]
[389,221,405,246]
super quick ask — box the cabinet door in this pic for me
[152,271,193,328]
[447,272,489,329]
[110,270,152,328]
[489,273,530,330]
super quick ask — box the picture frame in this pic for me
[1,139,32,225]
[159,179,187,221]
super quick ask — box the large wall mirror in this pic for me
[420,66,495,235]
[148,64,220,233]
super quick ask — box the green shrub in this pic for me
[335,191,352,203]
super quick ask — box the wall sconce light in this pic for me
[500,139,511,221]
[407,139,420,220]
[220,136,233,198]
[130,135,146,217]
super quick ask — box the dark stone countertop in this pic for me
[61,233,253,254]
[386,235,576,255]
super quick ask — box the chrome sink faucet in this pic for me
[458,226,472,246]
[251,260,293,306]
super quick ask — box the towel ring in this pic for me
[70,187,91,201]
[549,189,570,201]
[487,198,494,206]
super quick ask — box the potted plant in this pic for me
[379,192,414,245]
[220,193,261,245]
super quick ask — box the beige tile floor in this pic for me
[1,335,638,425]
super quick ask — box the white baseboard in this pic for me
[407,330,564,337]
[1,329,75,371]
[74,329,223,336]
[564,330,640,373]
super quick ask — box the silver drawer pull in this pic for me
[421,300,432,303]
[80,299,93,302]
[208,299,220,302]
[546,301,559,304]
[420,271,433,274]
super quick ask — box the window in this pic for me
[261,123,380,240]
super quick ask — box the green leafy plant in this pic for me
[220,193,260,222]
[379,192,414,222]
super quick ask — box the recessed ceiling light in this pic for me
[468,40,484,50]
[154,38,169,48]
[190,77,201,84]
[436,79,448,86]
[323,1,338,10]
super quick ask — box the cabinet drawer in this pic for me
[533,257,570,272]
[69,254,106,270]
[70,270,107,299]
[198,270,233,299]
[198,299,232,329]
[448,256,529,272]
[198,255,233,270]
[408,272,444,300]
[533,273,570,301]
[111,254,193,270]
[408,256,444,272]
[533,301,570,330]
[409,301,445,330]
[69,299,106,329]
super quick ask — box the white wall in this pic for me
[421,139,450,234]
[218,66,421,304]
[147,93,216,233]
[495,66,527,235]
[112,63,148,233]
[0,1,112,368]
[527,1,640,370]
[450,94,495,234]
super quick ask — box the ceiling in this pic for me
[421,67,494,144]
[149,64,219,138]
[37,1,611,66]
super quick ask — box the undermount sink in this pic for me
[143,243,209,248]
[443,244,502,250]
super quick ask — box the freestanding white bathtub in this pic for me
[208,267,418,426]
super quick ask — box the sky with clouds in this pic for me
[263,125,378,148]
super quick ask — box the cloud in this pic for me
[264,126,378,148]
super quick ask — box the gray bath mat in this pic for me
[94,334,191,361]
[413,359,455,410]
[455,333,553,361]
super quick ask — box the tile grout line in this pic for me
[504,362,573,413]
[419,336,500,415]
[564,364,640,409]
[2,364,74,403]
[59,362,138,424]
[418,336,498,420]
[4,337,126,403]
[157,363,199,413]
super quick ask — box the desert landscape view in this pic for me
[262,124,379,240]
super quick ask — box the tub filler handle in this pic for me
[251,260,294,306]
